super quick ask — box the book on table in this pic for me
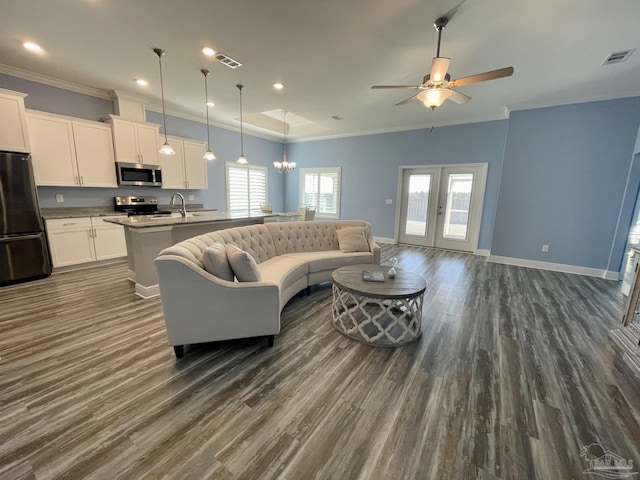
[362,270,385,282]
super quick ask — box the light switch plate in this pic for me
[56,194,64,203]
[188,195,195,201]
[386,199,393,205]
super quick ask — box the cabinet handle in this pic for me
[75,176,79,185]
[93,228,97,237]
[80,176,84,185]
[88,230,93,239]
[63,222,77,226]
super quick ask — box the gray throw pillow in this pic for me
[337,226,370,253]
[202,243,234,281]
[225,244,262,282]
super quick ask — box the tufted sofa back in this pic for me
[265,221,371,256]
[157,220,373,267]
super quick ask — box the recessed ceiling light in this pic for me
[202,47,216,56]
[273,82,284,90]
[206,101,215,107]
[23,42,43,53]
[136,79,149,86]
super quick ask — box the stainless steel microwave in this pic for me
[116,162,162,187]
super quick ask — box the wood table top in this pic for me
[331,264,426,299]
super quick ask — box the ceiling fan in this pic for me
[371,16,514,110]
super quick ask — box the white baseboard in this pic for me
[475,249,491,257]
[488,255,618,279]
[374,236,396,244]
[135,283,160,299]
[604,270,622,281]
[127,269,136,282]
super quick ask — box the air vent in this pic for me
[602,49,635,65]
[214,52,242,69]
[331,115,344,121]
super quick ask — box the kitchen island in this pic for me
[105,212,268,298]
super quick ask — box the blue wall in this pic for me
[3,72,640,275]
[287,121,508,250]
[491,98,640,270]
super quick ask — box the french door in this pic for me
[397,164,487,252]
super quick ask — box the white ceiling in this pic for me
[1,0,639,141]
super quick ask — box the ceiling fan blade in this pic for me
[430,57,451,83]
[371,85,420,89]
[451,66,514,87]
[395,92,422,106]
[448,90,471,104]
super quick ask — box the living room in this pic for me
[1,1,640,478]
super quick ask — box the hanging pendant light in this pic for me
[201,69,216,161]
[154,48,175,155]
[274,110,296,174]
[236,84,248,164]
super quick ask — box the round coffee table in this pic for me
[331,264,426,347]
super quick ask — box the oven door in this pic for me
[116,162,162,187]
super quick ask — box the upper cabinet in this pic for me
[104,116,160,165]
[27,111,117,187]
[0,89,30,153]
[161,136,208,190]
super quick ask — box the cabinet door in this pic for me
[92,223,127,260]
[111,119,139,163]
[0,91,30,153]
[73,121,117,187]
[46,218,96,267]
[27,113,78,186]
[137,124,160,165]
[160,136,185,189]
[183,140,208,189]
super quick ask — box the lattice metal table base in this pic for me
[331,283,423,346]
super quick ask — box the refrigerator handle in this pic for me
[0,233,44,242]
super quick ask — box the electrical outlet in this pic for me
[56,194,64,203]
[386,199,393,205]
[542,244,550,253]
[188,195,195,201]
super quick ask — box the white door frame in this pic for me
[394,163,488,253]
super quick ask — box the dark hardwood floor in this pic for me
[1,244,639,479]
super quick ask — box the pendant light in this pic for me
[274,110,296,173]
[201,69,216,161]
[236,84,248,164]
[154,48,175,155]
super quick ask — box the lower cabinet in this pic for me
[46,216,126,268]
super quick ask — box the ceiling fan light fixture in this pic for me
[419,88,452,110]
[154,48,175,155]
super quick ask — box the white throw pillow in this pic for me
[202,243,234,281]
[225,244,262,282]
[337,226,370,253]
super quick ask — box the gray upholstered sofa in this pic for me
[154,220,380,358]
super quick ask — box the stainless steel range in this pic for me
[114,196,172,216]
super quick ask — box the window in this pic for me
[226,162,268,215]
[299,167,341,218]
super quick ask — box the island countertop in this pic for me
[104,211,270,228]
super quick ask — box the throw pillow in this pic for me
[337,226,370,253]
[202,243,234,281]
[225,244,262,282]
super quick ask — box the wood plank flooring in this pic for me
[1,244,639,479]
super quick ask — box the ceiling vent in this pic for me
[214,52,242,69]
[601,49,635,66]
[331,115,344,121]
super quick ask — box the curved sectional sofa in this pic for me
[154,220,380,358]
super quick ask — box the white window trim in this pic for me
[225,162,268,215]
[298,167,341,219]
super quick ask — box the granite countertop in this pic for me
[104,211,268,228]
[41,204,206,219]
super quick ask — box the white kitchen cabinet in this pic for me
[46,216,126,268]
[161,136,207,189]
[0,88,30,153]
[105,116,160,165]
[27,111,117,187]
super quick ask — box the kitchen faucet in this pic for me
[170,192,186,218]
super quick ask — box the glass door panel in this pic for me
[442,173,473,240]
[398,168,439,247]
[404,174,431,236]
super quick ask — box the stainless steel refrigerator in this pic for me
[0,151,51,284]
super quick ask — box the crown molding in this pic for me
[0,63,112,100]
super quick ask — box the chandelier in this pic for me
[274,110,296,173]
